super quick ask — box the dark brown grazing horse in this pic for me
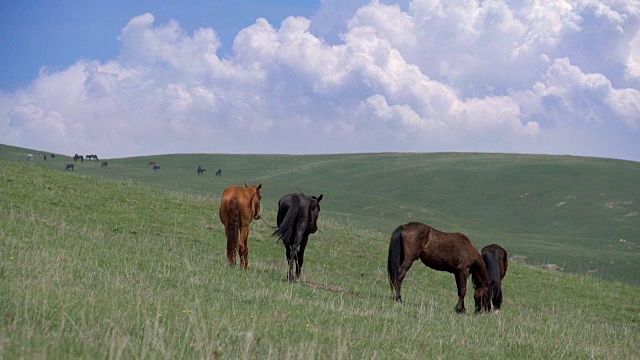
[272,193,323,281]
[101,161,108,168]
[219,183,263,269]
[388,222,492,313]
[481,244,508,312]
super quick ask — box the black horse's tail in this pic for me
[226,199,241,261]
[482,253,501,287]
[387,226,405,291]
[272,196,301,246]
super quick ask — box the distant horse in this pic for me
[27,154,33,161]
[197,166,206,175]
[153,165,160,171]
[65,164,74,171]
[272,193,323,281]
[215,169,222,176]
[50,153,56,158]
[73,154,84,162]
[219,183,263,269]
[43,154,47,161]
[85,154,98,161]
[481,244,508,312]
[101,161,108,168]
[388,222,492,313]
[147,160,156,166]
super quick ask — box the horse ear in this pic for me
[257,183,262,190]
[317,194,323,202]
[244,182,248,188]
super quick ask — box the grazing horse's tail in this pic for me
[272,196,301,246]
[226,199,241,262]
[387,226,405,291]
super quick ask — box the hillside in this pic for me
[2,144,639,285]
[0,160,638,358]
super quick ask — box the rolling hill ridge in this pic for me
[2,144,639,285]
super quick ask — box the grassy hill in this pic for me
[1,159,638,358]
[2,144,639,285]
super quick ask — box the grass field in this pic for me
[1,157,639,359]
[2,144,639,285]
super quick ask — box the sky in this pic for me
[0,0,639,161]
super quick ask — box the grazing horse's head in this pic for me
[307,194,323,233]
[474,284,492,313]
[244,183,263,220]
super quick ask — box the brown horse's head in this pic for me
[307,194,323,233]
[244,183,263,220]
[474,284,492,313]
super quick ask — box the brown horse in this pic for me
[481,244,508,312]
[219,183,263,269]
[388,222,492,313]
[147,160,156,166]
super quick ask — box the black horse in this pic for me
[272,193,323,281]
[153,165,160,171]
[65,164,74,171]
[73,154,83,162]
[197,166,206,175]
[101,161,108,168]
[215,169,222,176]
[85,154,98,161]
[481,244,508,312]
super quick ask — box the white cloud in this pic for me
[0,1,639,160]
[529,57,640,128]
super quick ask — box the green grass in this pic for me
[1,159,639,358]
[3,144,639,285]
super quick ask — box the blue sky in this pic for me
[1,0,639,161]
[0,0,321,90]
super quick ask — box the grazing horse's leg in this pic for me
[454,269,469,313]
[394,256,418,302]
[239,225,250,270]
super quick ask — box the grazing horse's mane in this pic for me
[471,258,490,289]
